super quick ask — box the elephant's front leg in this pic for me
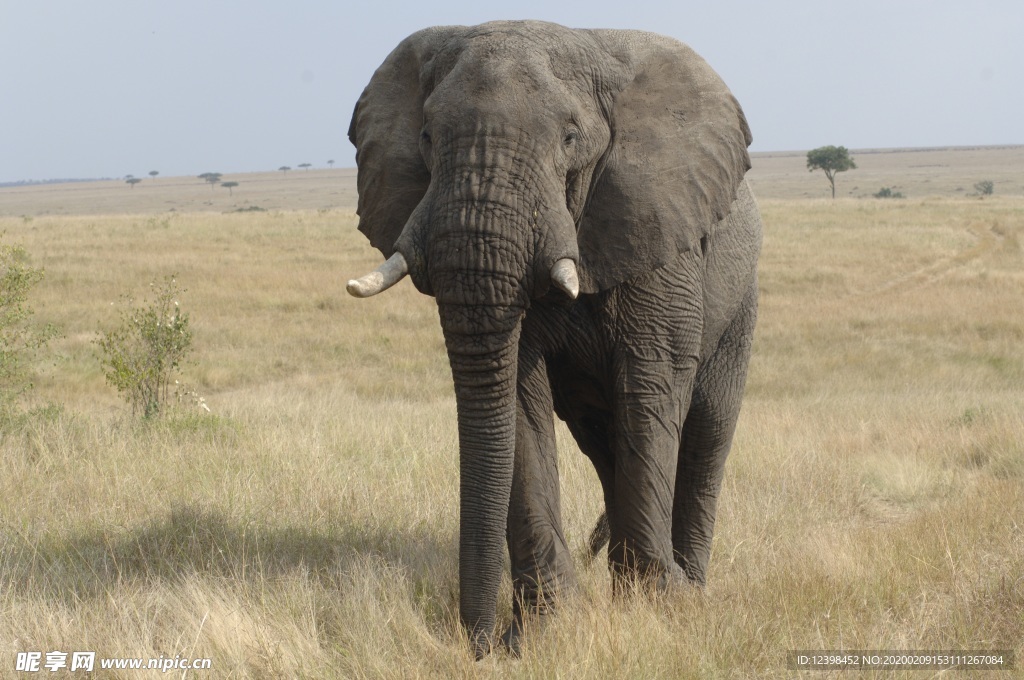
[503,344,577,653]
[607,256,704,590]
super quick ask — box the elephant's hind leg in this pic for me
[673,281,757,585]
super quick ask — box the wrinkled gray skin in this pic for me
[347,20,761,658]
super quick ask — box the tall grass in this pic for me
[0,197,1021,677]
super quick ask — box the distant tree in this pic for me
[126,178,142,189]
[974,180,994,197]
[278,166,291,175]
[149,170,159,180]
[221,181,239,195]
[327,159,335,168]
[806,145,857,199]
[125,174,135,180]
[298,163,312,171]
[198,172,222,190]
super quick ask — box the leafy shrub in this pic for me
[0,237,58,410]
[974,180,994,197]
[97,275,199,418]
[873,187,904,199]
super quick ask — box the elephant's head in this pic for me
[346,20,751,655]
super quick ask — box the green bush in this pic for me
[97,275,197,418]
[974,180,994,197]
[0,237,58,410]
[873,187,904,199]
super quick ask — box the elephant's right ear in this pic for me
[348,27,458,257]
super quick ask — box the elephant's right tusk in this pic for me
[550,258,579,299]
[347,252,409,298]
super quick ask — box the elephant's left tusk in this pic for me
[550,258,579,299]
[347,252,409,298]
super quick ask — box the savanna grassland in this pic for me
[1,149,1022,678]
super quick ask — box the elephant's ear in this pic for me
[576,31,752,292]
[348,27,458,257]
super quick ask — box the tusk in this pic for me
[347,252,409,298]
[550,258,579,299]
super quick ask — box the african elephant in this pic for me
[346,20,761,657]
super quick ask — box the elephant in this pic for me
[346,20,761,658]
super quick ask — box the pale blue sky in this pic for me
[2,0,1021,182]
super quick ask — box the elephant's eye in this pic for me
[421,130,432,144]
[563,129,579,146]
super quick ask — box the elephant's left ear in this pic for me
[576,31,752,292]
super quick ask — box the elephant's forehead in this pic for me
[440,43,551,91]
[427,45,595,124]
[432,23,601,86]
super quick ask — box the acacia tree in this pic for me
[278,166,291,175]
[807,145,857,199]
[198,172,222,190]
[221,181,239,195]
[149,170,159,180]
[298,163,312,171]
[126,178,142,189]
[327,159,335,168]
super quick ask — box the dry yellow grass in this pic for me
[0,167,1021,677]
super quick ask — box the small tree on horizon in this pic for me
[149,170,159,180]
[221,181,239,195]
[198,172,222,190]
[298,163,312,171]
[807,145,857,199]
[327,159,335,168]
[278,166,291,175]
[126,178,142,189]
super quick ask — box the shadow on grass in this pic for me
[4,505,455,604]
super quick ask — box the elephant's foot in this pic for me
[470,630,496,661]
[500,603,556,658]
[500,617,526,657]
[611,560,695,596]
[657,562,693,592]
[499,583,566,657]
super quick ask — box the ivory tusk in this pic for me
[550,258,579,299]
[346,252,409,298]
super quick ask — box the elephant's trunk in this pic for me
[420,133,574,656]
[428,187,531,656]
[441,317,521,658]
